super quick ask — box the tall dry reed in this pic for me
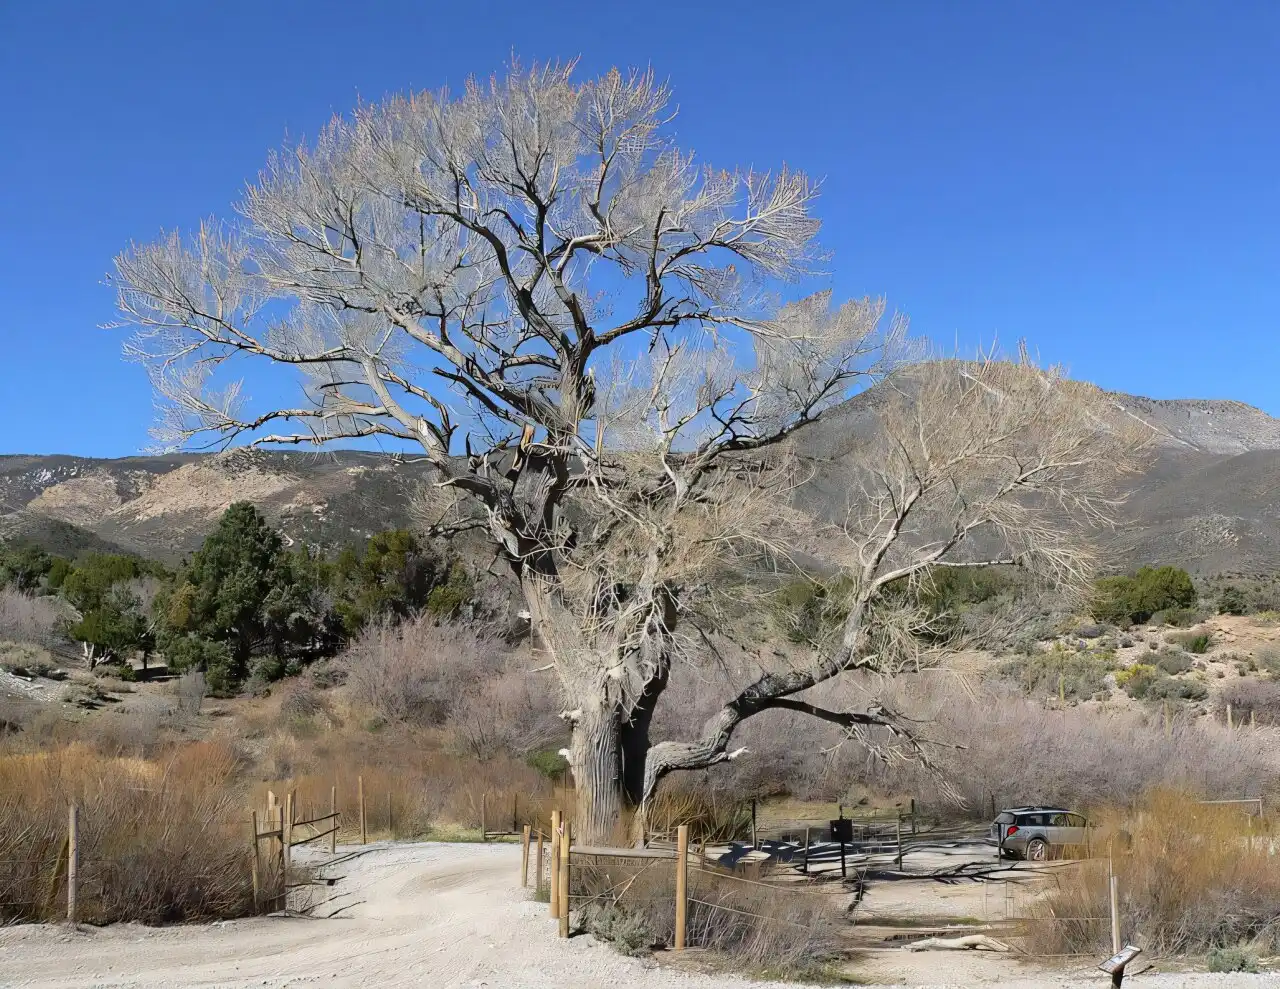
[0,742,255,923]
[1025,791,1280,957]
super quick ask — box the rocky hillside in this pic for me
[0,450,436,564]
[3,387,1280,573]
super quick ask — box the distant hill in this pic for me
[2,387,1279,574]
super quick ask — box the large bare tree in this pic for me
[111,61,1143,841]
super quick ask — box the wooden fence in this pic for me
[250,787,342,913]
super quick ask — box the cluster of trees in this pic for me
[0,503,474,694]
[1091,566,1198,626]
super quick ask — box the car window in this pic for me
[996,812,1016,824]
[1050,813,1069,827]
[1019,814,1045,826]
[1066,814,1087,828]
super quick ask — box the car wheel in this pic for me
[1025,838,1049,862]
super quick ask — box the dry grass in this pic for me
[572,858,845,979]
[865,677,1278,814]
[0,587,64,649]
[0,741,256,924]
[642,783,753,843]
[1024,791,1280,957]
[247,722,555,841]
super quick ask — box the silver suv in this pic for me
[990,806,1090,861]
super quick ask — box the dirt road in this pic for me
[0,841,1271,988]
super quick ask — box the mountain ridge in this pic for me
[3,388,1279,573]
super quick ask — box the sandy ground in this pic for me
[0,841,1273,989]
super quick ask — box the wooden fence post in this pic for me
[358,775,367,845]
[910,798,917,835]
[535,828,545,894]
[674,824,689,951]
[1109,872,1121,954]
[548,810,561,918]
[896,812,904,868]
[512,794,518,834]
[283,792,293,879]
[750,798,758,849]
[521,825,531,887]
[250,811,261,913]
[67,804,78,923]
[330,786,337,855]
[481,792,487,841]
[802,826,811,875]
[558,818,571,937]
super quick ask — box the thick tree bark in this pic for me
[568,705,625,843]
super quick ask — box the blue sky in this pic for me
[1,1,1277,457]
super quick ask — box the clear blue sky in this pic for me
[1,1,1277,457]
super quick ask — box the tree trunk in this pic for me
[568,706,625,844]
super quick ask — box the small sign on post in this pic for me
[1099,944,1142,988]
[830,815,853,879]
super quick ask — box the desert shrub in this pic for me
[580,902,655,955]
[1115,663,1160,699]
[62,680,111,709]
[0,695,39,734]
[0,742,255,923]
[1156,606,1209,628]
[1092,566,1196,626]
[1207,946,1260,973]
[339,616,561,758]
[998,647,1113,701]
[1166,630,1212,654]
[1025,793,1280,956]
[1216,679,1280,727]
[1154,648,1193,675]
[0,587,64,647]
[450,669,563,760]
[0,641,60,678]
[572,860,843,978]
[1217,586,1248,616]
[175,665,207,711]
[343,616,495,724]
[867,678,1276,813]
[424,563,477,619]
[1255,646,1280,677]
[1146,676,1208,702]
[526,748,569,780]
